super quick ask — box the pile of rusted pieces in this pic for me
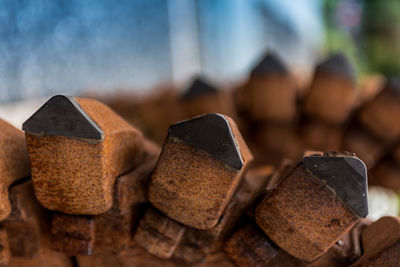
[0,52,398,266]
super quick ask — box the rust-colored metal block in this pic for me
[224,223,302,267]
[51,213,94,256]
[180,78,236,119]
[133,207,186,259]
[255,151,368,261]
[311,219,370,267]
[148,113,253,230]
[0,119,30,221]
[93,152,159,255]
[236,53,296,122]
[351,216,400,266]
[23,95,144,215]
[50,146,159,256]
[359,78,400,142]
[304,53,357,124]
[2,180,49,259]
[172,165,274,264]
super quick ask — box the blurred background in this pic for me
[0,0,367,102]
[1,0,400,220]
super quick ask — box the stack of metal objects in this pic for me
[0,52,398,266]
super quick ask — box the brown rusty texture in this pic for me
[172,165,274,264]
[310,219,370,267]
[180,78,236,120]
[2,180,50,259]
[133,207,186,259]
[24,95,145,215]
[351,216,400,266]
[359,78,400,142]
[51,213,94,256]
[255,152,367,262]
[236,53,296,122]
[93,142,159,255]
[148,114,253,230]
[50,143,159,256]
[0,119,30,221]
[224,223,303,267]
[304,53,357,125]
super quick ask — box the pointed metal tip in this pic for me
[168,113,243,170]
[23,95,104,140]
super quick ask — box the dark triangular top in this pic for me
[22,95,104,140]
[302,154,368,218]
[181,78,218,100]
[251,53,288,76]
[316,53,355,79]
[168,113,243,170]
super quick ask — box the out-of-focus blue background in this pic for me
[0,0,323,102]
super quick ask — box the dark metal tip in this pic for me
[251,52,288,76]
[22,95,104,140]
[168,113,243,170]
[181,78,218,100]
[316,52,355,80]
[302,154,368,218]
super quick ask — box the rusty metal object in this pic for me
[304,53,357,124]
[23,95,145,215]
[224,223,303,267]
[133,207,186,259]
[148,113,253,230]
[2,180,49,259]
[180,78,236,119]
[351,216,400,266]
[311,219,370,267]
[255,152,368,261]
[51,143,159,256]
[0,119,30,221]
[172,165,274,264]
[359,79,400,142]
[51,213,94,256]
[236,53,296,122]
